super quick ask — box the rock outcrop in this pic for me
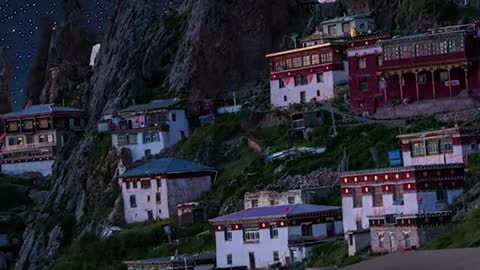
[0,48,11,115]
[16,0,480,269]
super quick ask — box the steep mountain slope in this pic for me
[0,48,11,115]
[14,0,480,269]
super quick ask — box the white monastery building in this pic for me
[118,158,215,224]
[210,204,343,269]
[110,99,189,162]
[340,163,465,255]
[0,104,85,176]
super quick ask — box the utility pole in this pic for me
[330,104,337,137]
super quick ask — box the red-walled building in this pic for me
[347,33,391,114]
[348,23,480,115]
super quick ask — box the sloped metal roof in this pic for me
[118,99,182,113]
[209,204,341,223]
[1,104,84,119]
[118,158,214,178]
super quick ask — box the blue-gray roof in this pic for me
[119,158,214,178]
[321,14,371,25]
[1,104,84,119]
[210,204,341,223]
[119,99,182,113]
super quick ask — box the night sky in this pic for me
[0,0,114,110]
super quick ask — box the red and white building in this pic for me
[266,43,349,108]
[210,204,342,269]
[348,23,480,115]
[398,127,480,166]
[340,164,464,255]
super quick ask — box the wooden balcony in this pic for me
[0,145,56,163]
[1,142,56,153]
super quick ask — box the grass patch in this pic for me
[305,241,362,268]
[425,209,480,249]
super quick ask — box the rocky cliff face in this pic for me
[0,48,11,115]
[15,0,480,268]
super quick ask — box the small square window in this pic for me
[440,71,449,82]
[418,74,427,85]
[358,58,367,69]
[316,73,324,83]
[288,196,295,204]
[377,55,383,67]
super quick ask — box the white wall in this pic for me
[402,145,464,166]
[1,160,54,177]
[270,62,348,108]
[121,175,211,224]
[342,192,419,232]
[215,226,289,269]
[112,132,169,162]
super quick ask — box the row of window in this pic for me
[129,192,162,208]
[278,73,324,88]
[125,179,162,190]
[356,56,383,69]
[273,52,333,71]
[352,187,447,208]
[357,70,452,92]
[384,38,465,61]
[7,119,51,132]
[377,231,411,249]
[7,133,55,146]
[411,138,453,157]
[224,225,279,242]
[249,196,296,208]
[226,252,280,265]
[282,90,323,103]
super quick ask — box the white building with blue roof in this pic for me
[108,99,189,162]
[118,158,216,224]
[0,104,85,176]
[209,204,343,269]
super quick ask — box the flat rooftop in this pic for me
[341,248,480,270]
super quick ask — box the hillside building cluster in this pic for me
[2,10,480,270]
[267,14,480,117]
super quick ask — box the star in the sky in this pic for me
[0,0,114,110]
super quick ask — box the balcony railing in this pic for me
[1,146,55,162]
[1,142,56,153]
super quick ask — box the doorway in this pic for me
[249,252,255,269]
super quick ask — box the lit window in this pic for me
[311,54,320,65]
[320,52,332,63]
[286,58,293,69]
